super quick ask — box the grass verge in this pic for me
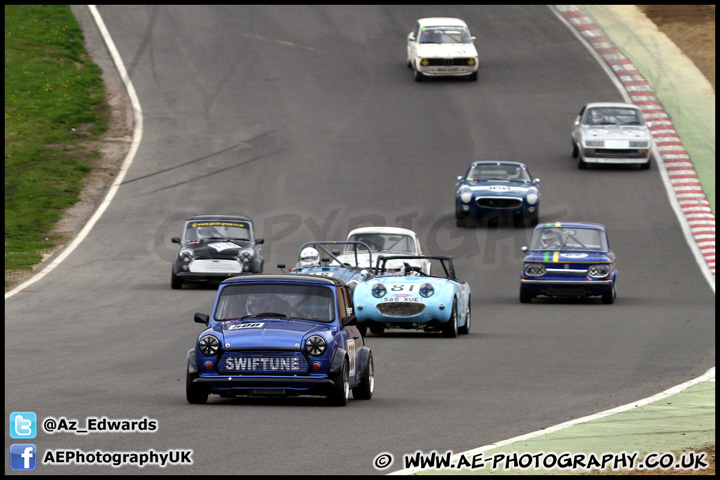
[5,5,108,284]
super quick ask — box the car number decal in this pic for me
[228,323,264,330]
[382,297,421,303]
[208,242,241,252]
[347,338,356,378]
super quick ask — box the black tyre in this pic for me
[171,269,183,289]
[601,282,616,304]
[572,141,579,158]
[442,301,458,338]
[414,64,424,82]
[186,369,208,404]
[352,353,374,400]
[578,155,588,169]
[468,71,478,81]
[328,359,349,406]
[458,299,471,335]
[519,284,533,303]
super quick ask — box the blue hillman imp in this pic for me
[520,222,617,304]
[186,274,374,405]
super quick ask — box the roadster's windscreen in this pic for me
[345,233,415,253]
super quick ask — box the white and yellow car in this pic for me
[407,17,478,82]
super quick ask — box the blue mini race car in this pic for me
[455,161,541,227]
[353,255,471,337]
[520,222,617,304]
[186,274,374,405]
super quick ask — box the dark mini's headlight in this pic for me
[524,264,546,276]
[179,248,194,262]
[305,335,326,356]
[238,248,254,263]
[587,264,611,278]
[198,335,220,356]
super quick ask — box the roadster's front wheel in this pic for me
[442,301,458,338]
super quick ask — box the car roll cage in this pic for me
[296,241,374,270]
[374,255,456,280]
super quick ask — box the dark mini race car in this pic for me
[520,222,617,304]
[186,274,374,405]
[171,215,264,289]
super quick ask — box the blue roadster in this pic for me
[280,241,374,292]
[353,256,471,337]
[455,161,540,227]
[186,274,374,405]
[520,222,617,304]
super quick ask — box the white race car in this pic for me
[333,227,431,275]
[406,17,478,82]
[571,102,653,169]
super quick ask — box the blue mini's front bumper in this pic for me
[193,374,335,394]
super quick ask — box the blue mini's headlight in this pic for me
[305,335,327,356]
[371,283,387,298]
[198,335,220,356]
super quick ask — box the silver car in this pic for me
[571,102,653,169]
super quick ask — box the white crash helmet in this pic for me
[299,247,320,267]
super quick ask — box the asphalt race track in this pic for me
[5,6,715,475]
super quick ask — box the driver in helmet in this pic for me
[196,225,220,239]
[589,110,605,125]
[246,293,274,316]
[541,229,563,249]
[296,247,320,269]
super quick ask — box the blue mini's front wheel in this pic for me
[352,352,374,400]
[328,359,349,406]
[186,368,208,404]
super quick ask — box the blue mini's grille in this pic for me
[218,350,309,374]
